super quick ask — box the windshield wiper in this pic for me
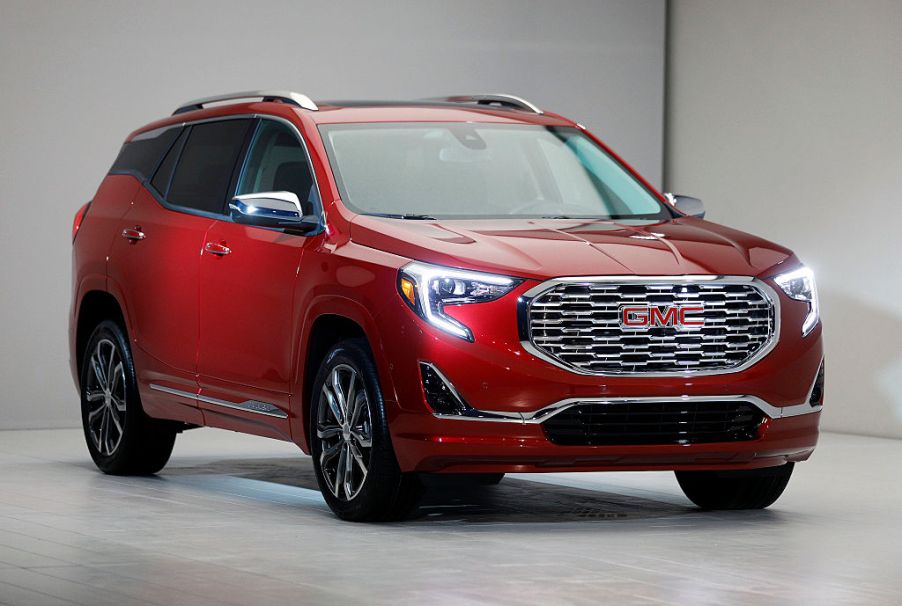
[540,215,649,221]
[539,215,602,220]
[367,212,437,220]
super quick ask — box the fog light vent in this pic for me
[420,362,470,415]
[809,361,825,406]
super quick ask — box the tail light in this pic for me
[72,201,91,242]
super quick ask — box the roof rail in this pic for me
[425,94,543,115]
[173,90,318,115]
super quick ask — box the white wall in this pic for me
[0,0,666,429]
[666,0,902,437]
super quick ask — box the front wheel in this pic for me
[310,339,421,522]
[675,463,794,510]
[80,320,177,475]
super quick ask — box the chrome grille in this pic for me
[525,279,776,374]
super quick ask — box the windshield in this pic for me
[319,123,672,220]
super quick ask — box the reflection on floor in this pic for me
[0,429,899,605]
[166,457,686,524]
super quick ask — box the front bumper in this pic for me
[376,279,823,473]
[391,410,819,473]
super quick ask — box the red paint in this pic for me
[69,99,822,473]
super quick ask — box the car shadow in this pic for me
[157,456,784,526]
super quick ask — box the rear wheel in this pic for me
[80,320,177,475]
[675,463,794,510]
[310,339,421,522]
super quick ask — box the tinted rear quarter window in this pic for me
[110,126,182,179]
[167,119,252,214]
[150,127,188,196]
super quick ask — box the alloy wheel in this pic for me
[317,364,373,501]
[84,338,127,456]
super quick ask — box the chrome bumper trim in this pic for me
[149,383,288,419]
[435,394,821,424]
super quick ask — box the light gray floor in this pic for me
[0,429,899,606]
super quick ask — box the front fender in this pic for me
[289,248,408,452]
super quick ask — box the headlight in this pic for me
[774,266,819,336]
[398,262,522,341]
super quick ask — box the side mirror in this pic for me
[664,193,705,218]
[229,191,319,233]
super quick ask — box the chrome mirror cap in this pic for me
[231,191,302,222]
[229,191,319,234]
[664,193,705,218]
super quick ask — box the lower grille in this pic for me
[543,401,764,446]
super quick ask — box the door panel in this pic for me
[108,118,257,424]
[197,221,304,427]
[195,119,321,434]
[108,187,213,413]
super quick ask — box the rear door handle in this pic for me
[205,242,231,256]
[121,228,145,241]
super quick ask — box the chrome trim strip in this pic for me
[432,413,526,423]
[421,362,521,421]
[148,383,193,399]
[518,275,782,378]
[781,402,824,418]
[149,384,288,419]
[197,394,288,419]
[802,357,826,407]
[435,394,821,424]
[174,90,318,114]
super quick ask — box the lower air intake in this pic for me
[543,400,764,446]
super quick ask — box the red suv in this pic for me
[70,91,823,521]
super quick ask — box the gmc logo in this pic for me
[620,305,705,329]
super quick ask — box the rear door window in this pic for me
[167,119,253,214]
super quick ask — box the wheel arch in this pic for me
[293,302,396,453]
[74,290,128,386]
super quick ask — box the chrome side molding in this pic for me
[149,384,287,419]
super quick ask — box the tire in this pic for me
[80,320,177,475]
[675,463,794,510]
[310,338,422,522]
[422,472,505,488]
[471,473,505,486]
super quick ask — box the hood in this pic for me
[349,216,794,280]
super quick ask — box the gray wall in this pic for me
[0,0,666,429]
[666,0,902,437]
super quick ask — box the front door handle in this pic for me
[205,242,231,256]
[121,227,145,241]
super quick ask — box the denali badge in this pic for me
[620,305,705,329]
